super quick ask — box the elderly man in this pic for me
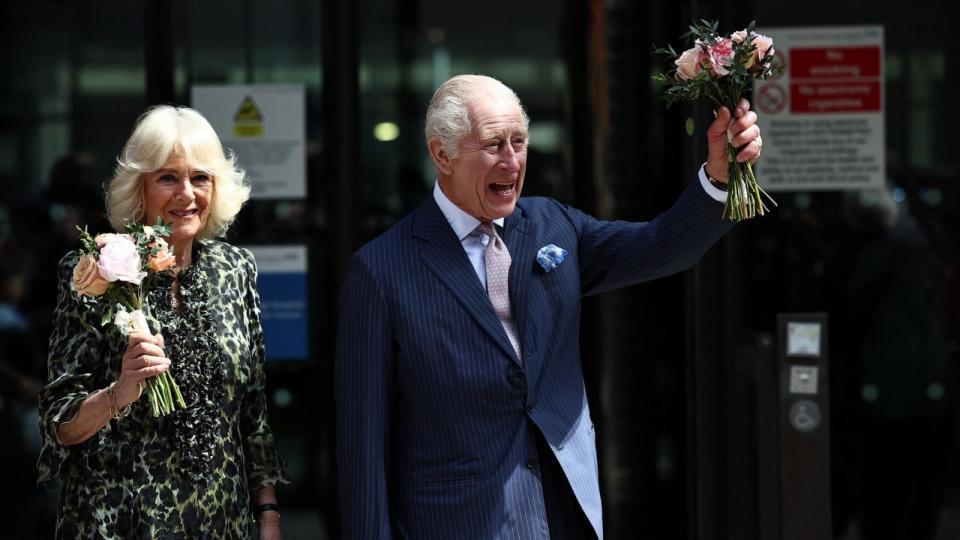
[336,74,761,539]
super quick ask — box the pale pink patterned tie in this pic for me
[479,223,521,359]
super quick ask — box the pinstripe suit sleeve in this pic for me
[564,178,735,296]
[336,252,394,539]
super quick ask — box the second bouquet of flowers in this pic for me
[653,20,783,221]
[71,219,187,417]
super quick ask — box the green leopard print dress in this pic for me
[38,240,288,539]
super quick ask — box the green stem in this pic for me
[721,143,777,221]
[157,373,171,414]
[148,385,159,417]
[172,377,187,408]
[141,368,187,417]
[162,373,175,414]
[152,374,168,415]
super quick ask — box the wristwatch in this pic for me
[705,168,729,192]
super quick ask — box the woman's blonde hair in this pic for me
[106,105,250,239]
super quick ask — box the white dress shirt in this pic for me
[433,183,504,290]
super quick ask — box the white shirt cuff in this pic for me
[698,164,728,203]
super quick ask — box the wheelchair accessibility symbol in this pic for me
[789,400,822,432]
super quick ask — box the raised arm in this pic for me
[572,100,762,295]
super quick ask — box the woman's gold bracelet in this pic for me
[106,382,132,420]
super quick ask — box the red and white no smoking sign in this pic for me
[757,83,787,115]
[791,46,882,113]
[753,27,885,192]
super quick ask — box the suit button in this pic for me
[525,402,535,414]
[514,371,526,382]
[526,458,537,470]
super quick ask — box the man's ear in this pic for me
[428,137,455,175]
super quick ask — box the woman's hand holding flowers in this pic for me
[116,332,170,407]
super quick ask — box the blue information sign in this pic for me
[246,245,309,361]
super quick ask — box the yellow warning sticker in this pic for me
[233,96,263,137]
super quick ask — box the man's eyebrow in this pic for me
[479,128,528,140]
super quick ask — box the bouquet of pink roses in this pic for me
[654,20,783,221]
[71,219,187,417]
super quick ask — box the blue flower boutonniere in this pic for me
[536,244,568,273]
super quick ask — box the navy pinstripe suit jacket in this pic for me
[336,179,733,539]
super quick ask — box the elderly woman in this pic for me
[38,106,287,539]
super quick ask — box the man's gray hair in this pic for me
[424,74,529,158]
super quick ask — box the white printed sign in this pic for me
[192,84,306,199]
[789,366,820,395]
[787,322,822,357]
[754,26,885,191]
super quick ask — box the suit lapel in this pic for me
[412,198,520,363]
[503,209,537,366]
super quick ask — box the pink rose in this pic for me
[72,254,110,297]
[707,38,735,76]
[675,47,706,80]
[97,234,146,284]
[147,237,176,272]
[748,34,774,69]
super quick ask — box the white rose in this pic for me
[113,308,150,336]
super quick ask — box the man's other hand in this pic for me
[704,98,763,182]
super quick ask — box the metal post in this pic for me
[777,312,832,540]
[144,0,174,105]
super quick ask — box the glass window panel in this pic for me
[356,0,572,241]
[745,3,960,539]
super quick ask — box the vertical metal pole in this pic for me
[243,0,254,84]
[322,1,359,534]
[323,0,358,281]
[777,313,832,540]
[144,0,175,105]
